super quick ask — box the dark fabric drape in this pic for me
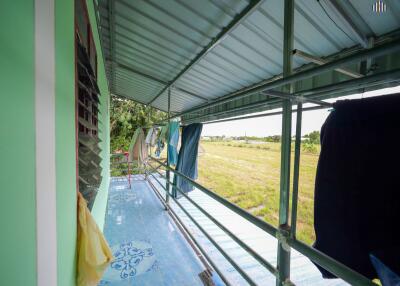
[313,94,400,279]
[173,123,203,197]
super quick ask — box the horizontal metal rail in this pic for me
[147,156,377,286]
[147,163,279,277]
[298,68,400,98]
[150,156,278,237]
[195,106,328,125]
[146,168,257,286]
[145,174,232,286]
[262,91,334,108]
[110,161,136,165]
[288,239,375,286]
[293,49,363,78]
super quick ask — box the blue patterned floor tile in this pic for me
[99,176,205,286]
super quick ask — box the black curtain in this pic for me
[313,94,400,279]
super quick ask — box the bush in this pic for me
[302,142,318,154]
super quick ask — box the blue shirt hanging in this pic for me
[173,123,203,197]
[167,121,180,166]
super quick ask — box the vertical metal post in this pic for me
[360,37,375,75]
[277,0,294,285]
[291,103,302,238]
[145,108,151,180]
[165,88,171,209]
[148,108,152,157]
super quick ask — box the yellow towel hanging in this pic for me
[77,192,113,286]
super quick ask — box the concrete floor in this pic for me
[99,176,206,286]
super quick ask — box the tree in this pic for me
[110,96,167,152]
[304,131,320,144]
[302,130,320,154]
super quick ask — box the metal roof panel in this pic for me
[96,0,400,116]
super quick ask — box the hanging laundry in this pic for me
[155,140,164,158]
[145,127,158,147]
[128,128,147,166]
[173,123,202,197]
[145,128,153,145]
[77,192,113,286]
[155,124,169,157]
[313,94,400,279]
[150,128,159,147]
[150,128,158,146]
[159,124,169,142]
[167,121,180,166]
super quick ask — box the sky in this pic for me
[202,86,400,137]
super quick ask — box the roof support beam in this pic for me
[110,61,209,103]
[262,90,333,108]
[171,38,400,119]
[199,105,327,125]
[323,0,368,48]
[110,92,165,113]
[179,67,400,124]
[146,0,264,105]
[297,68,400,98]
[293,49,363,78]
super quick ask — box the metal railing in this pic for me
[110,153,147,188]
[144,156,376,286]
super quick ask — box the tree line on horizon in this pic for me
[203,130,320,144]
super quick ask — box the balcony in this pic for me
[100,164,348,285]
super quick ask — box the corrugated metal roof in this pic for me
[96,0,400,118]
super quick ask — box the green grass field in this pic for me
[197,140,319,245]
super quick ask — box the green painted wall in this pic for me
[55,0,110,285]
[87,0,111,231]
[0,1,110,285]
[0,1,36,285]
[55,0,77,285]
